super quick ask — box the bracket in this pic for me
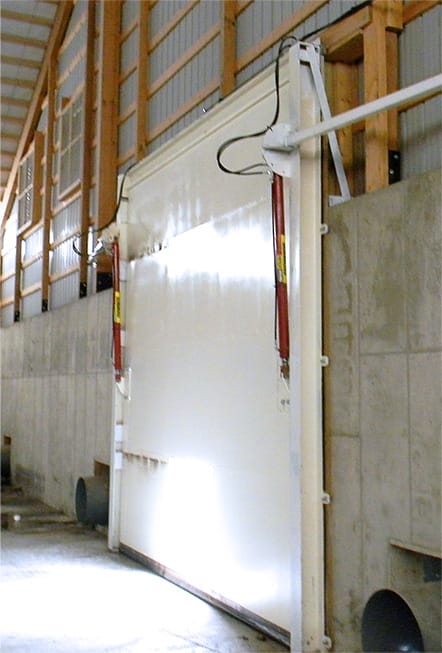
[263,41,351,203]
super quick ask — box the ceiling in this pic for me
[0,0,60,202]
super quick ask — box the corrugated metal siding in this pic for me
[22,259,43,290]
[50,271,80,309]
[236,0,362,86]
[147,2,220,146]
[22,227,44,262]
[22,290,42,319]
[1,276,15,299]
[399,5,442,178]
[1,303,15,328]
[57,2,87,98]
[119,114,136,158]
[121,0,139,31]
[51,238,79,276]
[51,200,81,244]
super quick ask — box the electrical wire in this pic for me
[215,0,372,177]
[72,162,136,258]
[216,36,297,176]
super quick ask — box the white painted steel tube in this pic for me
[288,74,442,147]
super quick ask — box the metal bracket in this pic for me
[263,41,351,204]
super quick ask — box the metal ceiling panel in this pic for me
[0,0,59,200]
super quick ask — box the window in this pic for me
[17,133,43,233]
[58,94,83,198]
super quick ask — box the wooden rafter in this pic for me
[1,1,74,234]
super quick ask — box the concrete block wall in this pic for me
[1,290,113,516]
[324,168,441,651]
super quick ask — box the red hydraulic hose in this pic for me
[272,173,290,379]
[112,239,122,382]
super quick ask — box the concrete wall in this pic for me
[324,168,442,652]
[1,290,113,516]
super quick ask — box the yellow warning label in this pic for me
[114,291,121,324]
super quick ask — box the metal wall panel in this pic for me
[50,271,79,309]
[1,276,15,300]
[22,259,43,290]
[119,71,136,117]
[22,289,42,319]
[22,227,43,262]
[120,28,137,73]
[2,249,16,277]
[51,200,81,244]
[118,114,136,158]
[1,303,15,328]
[51,238,79,276]
[121,0,139,32]
[399,5,442,178]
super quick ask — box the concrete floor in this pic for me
[1,489,289,653]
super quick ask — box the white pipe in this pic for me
[265,74,442,151]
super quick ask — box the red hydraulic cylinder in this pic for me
[272,173,290,378]
[111,239,122,382]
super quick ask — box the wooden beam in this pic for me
[220,1,237,98]
[96,0,121,234]
[1,32,46,49]
[236,0,328,73]
[0,9,53,27]
[0,54,41,69]
[1,96,29,108]
[1,1,74,235]
[79,0,96,294]
[136,1,149,161]
[321,5,371,62]
[41,53,56,310]
[327,62,359,195]
[363,1,389,191]
[1,76,36,89]
[1,116,26,126]
[403,0,440,25]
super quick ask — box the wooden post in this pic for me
[96,0,121,285]
[220,1,237,98]
[363,0,402,191]
[79,0,96,296]
[136,1,149,161]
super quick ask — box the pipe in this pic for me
[272,173,290,379]
[112,239,122,382]
[265,74,442,151]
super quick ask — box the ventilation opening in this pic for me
[362,589,424,652]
